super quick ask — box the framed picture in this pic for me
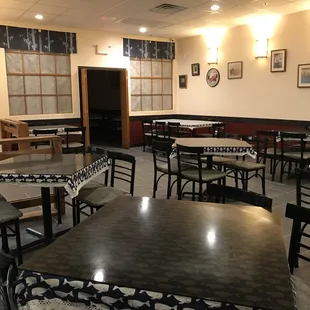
[270,49,287,72]
[297,64,310,88]
[179,75,187,88]
[191,63,200,76]
[206,68,220,87]
[228,61,243,79]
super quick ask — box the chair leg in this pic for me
[234,171,238,188]
[152,170,157,198]
[262,168,266,195]
[167,174,171,199]
[192,182,196,201]
[14,220,23,265]
[177,176,182,200]
[72,198,77,227]
[56,188,62,225]
[280,159,284,183]
[76,200,81,224]
[1,225,9,253]
[198,182,203,202]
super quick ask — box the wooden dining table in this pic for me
[16,196,295,310]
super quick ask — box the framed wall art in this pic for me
[297,64,310,88]
[191,63,200,76]
[228,61,243,79]
[270,49,287,72]
[179,75,187,88]
[206,68,220,87]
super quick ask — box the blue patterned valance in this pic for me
[0,25,77,54]
[123,38,175,59]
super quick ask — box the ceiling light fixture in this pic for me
[35,14,43,20]
[211,4,220,11]
[139,27,147,33]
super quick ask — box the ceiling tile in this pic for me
[29,4,69,14]
[0,8,25,20]
[18,11,58,22]
[0,0,34,10]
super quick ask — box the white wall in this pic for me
[175,10,310,121]
[0,22,174,120]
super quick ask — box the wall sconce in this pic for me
[255,39,268,58]
[208,47,218,64]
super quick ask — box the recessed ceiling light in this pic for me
[100,16,116,21]
[35,14,43,20]
[211,4,220,11]
[139,27,147,33]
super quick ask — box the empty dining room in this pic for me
[0,0,310,309]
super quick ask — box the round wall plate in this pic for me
[206,68,220,87]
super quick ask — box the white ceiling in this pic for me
[0,0,309,38]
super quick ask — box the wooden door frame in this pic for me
[78,66,130,149]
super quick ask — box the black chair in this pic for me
[32,129,58,149]
[256,130,280,181]
[62,127,86,154]
[176,145,227,201]
[142,121,155,152]
[196,123,226,138]
[152,139,191,199]
[285,203,310,274]
[76,151,136,223]
[224,135,268,195]
[0,253,18,310]
[0,201,23,265]
[167,122,181,141]
[154,121,167,140]
[280,132,309,182]
[207,184,272,212]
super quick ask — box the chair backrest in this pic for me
[108,151,136,196]
[212,123,226,137]
[280,131,307,167]
[33,129,58,136]
[207,184,273,212]
[296,168,310,208]
[242,135,269,163]
[176,144,204,180]
[217,132,241,139]
[154,121,167,139]
[142,121,154,136]
[285,203,310,273]
[167,122,181,139]
[256,130,279,158]
[152,139,173,173]
[0,253,17,310]
[64,127,86,149]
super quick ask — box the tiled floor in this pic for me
[1,146,310,287]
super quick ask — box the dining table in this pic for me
[0,153,109,250]
[28,124,79,135]
[16,196,295,310]
[153,119,223,131]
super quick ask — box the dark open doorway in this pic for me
[78,67,130,149]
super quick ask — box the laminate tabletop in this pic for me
[20,196,294,310]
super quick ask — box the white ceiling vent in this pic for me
[151,3,187,14]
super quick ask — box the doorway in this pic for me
[78,67,130,149]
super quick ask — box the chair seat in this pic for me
[181,168,227,182]
[284,152,310,160]
[77,186,128,207]
[62,142,84,148]
[0,202,22,224]
[80,180,106,190]
[157,159,192,174]
[226,160,265,171]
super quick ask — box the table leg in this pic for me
[41,187,53,244]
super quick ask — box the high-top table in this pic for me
[16,196,294,310]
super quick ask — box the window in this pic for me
[130,58,173,112]
[5,50,72,115]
